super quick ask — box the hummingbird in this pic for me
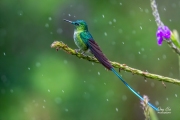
[63,19,159,111]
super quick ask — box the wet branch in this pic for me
[51,41,180,86]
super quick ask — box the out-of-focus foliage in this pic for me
[0,0,180,120]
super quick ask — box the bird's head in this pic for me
[64,19,88,31]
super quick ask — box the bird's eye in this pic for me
[75,23,79,26]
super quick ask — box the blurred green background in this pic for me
[0,0,180,120]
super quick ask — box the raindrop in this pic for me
[84,81,86,83]
[106,90,114,97]
[140,26,142,30]
[113,19,116,22]
[44,100,46,102]
[132,30,136,34]
[166,98,169,101]
[45,23,49,28]
[151,82,155,87]
[98,72,100,75]
[36,62,41,67]
[68,14,71,16]
[50,32,53,34]
[48,89,50,92]
[57,28,63,34]
[112,41,116,45]
[119,29,123,33]
[169,19,172,22]
[10,89,14,93]
[3,52,5,56]
[62,90,64,93]
[164,8,166,11]
[138,51,141,54]
[119,2,122,5]
[104,32,107,36]
[155,101,159,106]
[24,107,28,112]
[18,11,23,16]
[144,80,147,82]
[28,67,30,70]
[104,83,106,85]
[139,7,143,12]
[55,97,62,104]
[158,58,160,60]
[48,17,52,21]
[172,3,176,8]
[163,54,166,59]
[116,108,118,112]
[169,72,173,77]
[175,94,177,97]
[43,106,45,108]
[145,9,149,13]
[92,62,94,65]
[106,99,109,101]
[109,21,112,25]
[122,42,124,44]
[122,95,127,101]
[64,60,68,64]
[65,108,68,112]
[141,48,144,51]
[88,84,95,91]
[149,19,151,22]
[102,15,105,18]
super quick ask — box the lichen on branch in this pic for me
[51,41,180,86]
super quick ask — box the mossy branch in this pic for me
[51,41,180,86]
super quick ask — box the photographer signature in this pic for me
[158,107,171,114]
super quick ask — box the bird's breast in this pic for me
[73,31,88,51]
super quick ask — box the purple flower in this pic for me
[156,26,171,46]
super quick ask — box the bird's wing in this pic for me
[88,39,112,70]
[79,31,93,46]
[80,32,112,70]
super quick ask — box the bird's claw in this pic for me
[74,49,87,57]
[75,49,81,53]
[81,52,87,57]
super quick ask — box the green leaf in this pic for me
[170,30,180,48]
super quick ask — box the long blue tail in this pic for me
[111,68,159,111]
[88,39,159,111]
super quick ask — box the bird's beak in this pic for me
[63,19,73,24]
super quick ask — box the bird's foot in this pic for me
[74,49,87,57]
[75,49,81,53]
[81,51,87,57]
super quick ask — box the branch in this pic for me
[166,40,180,56]
[51,41,180,86]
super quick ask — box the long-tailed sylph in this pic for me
[63,19,159,111]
